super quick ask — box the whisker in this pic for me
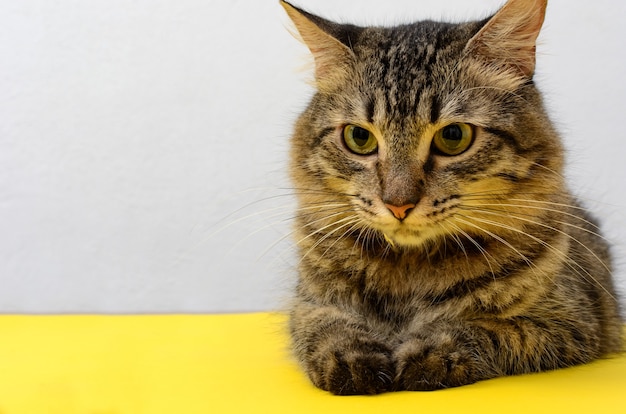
[276,187,360,199]
[458,214,616,301]
[353,223,376,259]
[202,200,353,250]
[299,217,362,263]
[445,221,497,279]
[459,204,605,239]
[508,198,590,211]
[527,160,566,181]
[459,207,612,275]
[296,212,358,246]
[453,215,541,279]
[436,222,469,263]
[319,220,364,263]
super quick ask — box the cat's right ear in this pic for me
[280,1,357,89]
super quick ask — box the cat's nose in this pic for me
[385,203,416,221]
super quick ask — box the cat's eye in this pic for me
[343,125,378,155]
[432,123,474,156]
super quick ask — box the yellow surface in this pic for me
[0,313,624,414]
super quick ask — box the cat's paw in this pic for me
[309,340,395,395]
[394,335,488,391]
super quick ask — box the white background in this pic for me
[1,0,624,313]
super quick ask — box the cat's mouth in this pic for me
[359,203,441,249]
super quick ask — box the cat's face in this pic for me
[286,2,564,250]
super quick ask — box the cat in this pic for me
[280,0,623,395]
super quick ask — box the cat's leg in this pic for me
[290,303,395,395]
[394,317,601,391]
[393,321,500,391]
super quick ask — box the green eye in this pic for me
[432,123,474,155]
[343,125,378,155]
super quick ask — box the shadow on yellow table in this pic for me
[0,313,624,414]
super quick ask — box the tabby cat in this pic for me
[280,0,623,394]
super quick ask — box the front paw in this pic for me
[309,340,395,395]
[394,336,488,391]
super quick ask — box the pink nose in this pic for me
[385,203,416,221]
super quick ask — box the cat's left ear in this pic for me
[280,1,358,88]
[465,0,547,78]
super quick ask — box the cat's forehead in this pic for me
[345,21,484,122]
[354,20,480,62]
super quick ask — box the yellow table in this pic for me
[0,313,624,413]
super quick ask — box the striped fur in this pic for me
[281,0,623,394]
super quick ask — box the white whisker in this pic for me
[453,215,541,280]
[460,207,612,275]
[458,214,616,301]
[459,204,603,234]
[299,217,362,263]
[445,220,497,279]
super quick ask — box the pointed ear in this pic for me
[465,0,547,78]
[280,1,357,86]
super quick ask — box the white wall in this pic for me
[1,0,624,313]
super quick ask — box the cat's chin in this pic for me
[380,227,438,250]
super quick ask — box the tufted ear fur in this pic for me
[280,1,359,88]
[465,0,547,78]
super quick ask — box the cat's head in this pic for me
[283,0,564,250]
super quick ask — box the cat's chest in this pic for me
[300,243,492,324]
[347,253,474,325]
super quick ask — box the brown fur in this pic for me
[280,0,623,394]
